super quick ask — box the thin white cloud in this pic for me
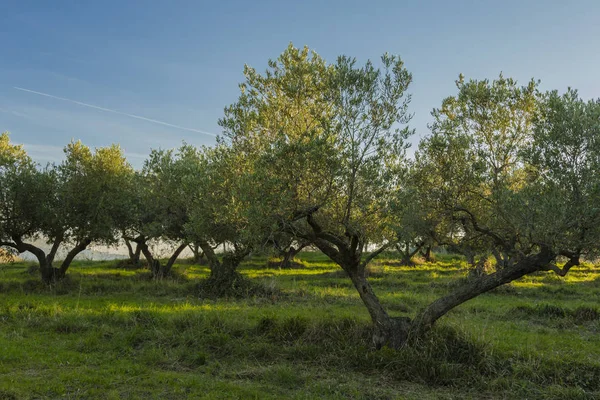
[0,107,30,119]
[13,87,217,137]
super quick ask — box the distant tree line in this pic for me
[2,45,599,347]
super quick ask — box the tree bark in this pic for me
[163,243,187,276]
[411,248,555,336]
[137,239,187,278]
[124,237,134,259]
[345,263,410,348]
[278,243,307,268]
[198,240,249,295]
[421,245,433,262]
[124,237,142,265]
[4,235,85,283]
[396,241,423,266]
[308,237,410,348]
[46,236,62,266]
[189,243,205,264]
[197,240,221,272]
[58,238,92,275]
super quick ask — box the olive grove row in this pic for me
[2,45,599,346]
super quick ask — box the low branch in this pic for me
[59,238,92,274]
[309,237,345,267]
[291,205,320,222]
[0,241,18,250]
[411,246,555,335]
[306,214,348,250]
[10,235,47,265]
[559,250,579,259]
[541,256,579,277]
[165,242,189,272]
[360,242,393,269]
[453,207,514,253]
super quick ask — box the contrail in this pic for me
[13,86,217,137]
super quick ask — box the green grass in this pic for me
[0,253,599,399]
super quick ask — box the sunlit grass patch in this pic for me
[1,253,600,398]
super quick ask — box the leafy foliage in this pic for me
[0,134,133,281]
[1,46,600,354]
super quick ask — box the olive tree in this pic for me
[124,146,199,278]
[122,235,142,266]
[391,179,439,266]
[0,133,50,267]
[411,78,600,335]
[220,45,414,347]
[182,144,256,294]
[0,135,133,282]
[266,235,310,269]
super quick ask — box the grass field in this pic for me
[0,253,599,399]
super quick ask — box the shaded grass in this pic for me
[0,253,599,398]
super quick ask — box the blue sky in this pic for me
[1,0,599,167]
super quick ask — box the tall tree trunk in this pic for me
[312,238,410,349]
[411,248,555,336]
[344,263,410,348]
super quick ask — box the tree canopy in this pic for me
[2,45,599,348]
[1,134,133,282]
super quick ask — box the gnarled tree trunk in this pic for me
[298,212,570,349]
[198,240,249,296]
[278,242,308,269]
[343,258,411,348]
[410,248,556,336]
[189,243,205,264]
[2,235,91,283]
[137,240,187,278]
[124,237,142,265]
[396,241,424,266]
[304,235,408,348]
[420,245,434,263]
